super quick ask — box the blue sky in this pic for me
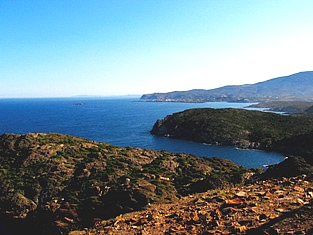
[1,0,313,98]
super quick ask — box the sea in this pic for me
[0,97,284,168]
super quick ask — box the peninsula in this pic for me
[151,108,313,177]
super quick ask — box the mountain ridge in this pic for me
[141,71,313,102]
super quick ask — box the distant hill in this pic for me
[305,105,313,113]
[248,101,313,114]
[141,71,313,102]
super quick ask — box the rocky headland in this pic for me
[151,108,313,150]
[151,108,313,177]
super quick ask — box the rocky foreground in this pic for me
[0,133,248,235]
[70,175,313,235]
[1,133,313,234]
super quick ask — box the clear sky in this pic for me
[1,0,313,98]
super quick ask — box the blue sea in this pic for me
[0,97,284,168]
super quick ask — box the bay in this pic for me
[0,97,284,168]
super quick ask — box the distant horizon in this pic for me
[1,70,312,99]
[0,94,142,99]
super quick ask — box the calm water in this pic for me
[0,98,284,168]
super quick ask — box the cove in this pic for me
[0,97,284,168]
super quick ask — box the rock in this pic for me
[275,208,288,213]
[294,186,305,192]
[297,198,304,205]
[250,207,259,213]
[194,199,208,206]
[69,231,87,235]
[235,191,247,197]
[64,217,75,224]
[55,220,69,228]
[114,216,124,226]
[159,175,170,181]
[224,198,243,207]
[213,209,222,220]
[191,212,200,223]
[274,190,285,194]
[237,225,247,233]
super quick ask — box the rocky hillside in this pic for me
[141,71,313,102]
[151,108,313,150]
[151,108,313,180]
[70,174,313,234]
[0,133,248,235]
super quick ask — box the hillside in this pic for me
[151,108,313,178]
[141,71,313,102]
[1,131,312,234]
[73,174,313,234]
[68,107,313,234]
[0,133,248,235]
[151,108,313,150]
[305,105,313,113]
[247,101,313,114]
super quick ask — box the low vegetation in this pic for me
[2,108,313,234]
[0,133,249,234]
[151,108,313,150]
[248,101,313,113]
[151,108,313,178]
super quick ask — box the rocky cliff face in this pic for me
[0,133,248,234]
